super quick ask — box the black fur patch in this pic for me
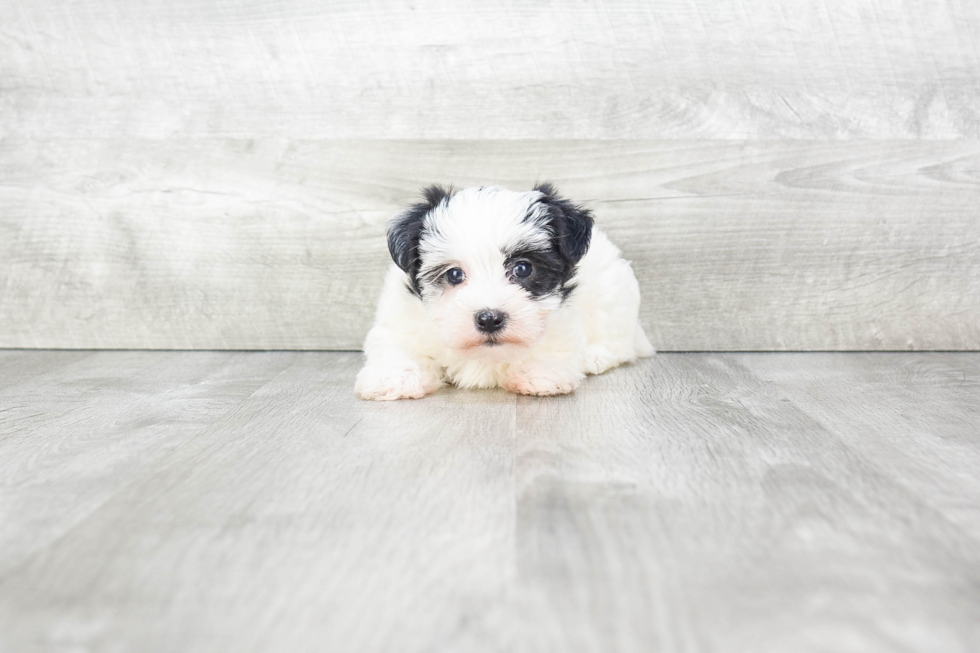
[504,248,568,299]
[524,183,595,299]
[387,184,453,296]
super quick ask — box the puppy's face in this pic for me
[387,184,594,355]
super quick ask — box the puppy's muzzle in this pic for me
[474,309,508,334]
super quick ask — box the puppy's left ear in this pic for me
[534,182,594,264]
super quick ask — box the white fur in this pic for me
[356,186,654,400]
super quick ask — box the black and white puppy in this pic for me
[356,184,653,400]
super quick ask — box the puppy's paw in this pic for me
[355,364,442,401]
[503,367,580,397]
[583,344,621,375]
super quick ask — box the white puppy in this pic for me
[355,184,654,400]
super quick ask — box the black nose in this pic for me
[475,309,508,334]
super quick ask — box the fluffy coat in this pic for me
[356,184,653,400]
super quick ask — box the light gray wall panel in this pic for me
[2,0,979,350]
[2,139,977,350]
[1,0,978,139]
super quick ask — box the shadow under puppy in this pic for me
[356,184,654,400]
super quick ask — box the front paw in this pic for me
[502,367,580,397]
[355,364,442,401]
[583,344,619,375]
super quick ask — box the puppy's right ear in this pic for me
[387,184,452,295]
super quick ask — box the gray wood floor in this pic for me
[1,351,978,652]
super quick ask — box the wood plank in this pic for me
[2,0,978,139]
[1,139,978,350]
[0,350,93,391]
[0,352,520,652]
[509,353,980,652]
[0,351,297,576]
[734,352,980,540]
[0,352,978,652]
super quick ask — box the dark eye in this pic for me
[445,267,465,285]
[513,261,533,279]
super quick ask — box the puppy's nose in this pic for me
[475,309,508,334]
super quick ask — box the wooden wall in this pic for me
[1,0,978,350]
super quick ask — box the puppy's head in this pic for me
[387,184,593,354]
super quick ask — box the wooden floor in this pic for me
[1,351,978,653]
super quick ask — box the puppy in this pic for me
[355,183,654,400]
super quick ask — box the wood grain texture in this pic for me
[1,0,978,139]
[0,351,978,652]
[2,0,979,350]
[512,353,980,652]
[0,351,297,576]
[1,139,978,350]
[735,352,980,540]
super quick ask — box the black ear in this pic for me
[534,182,594,264]
[387,184,452,295]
